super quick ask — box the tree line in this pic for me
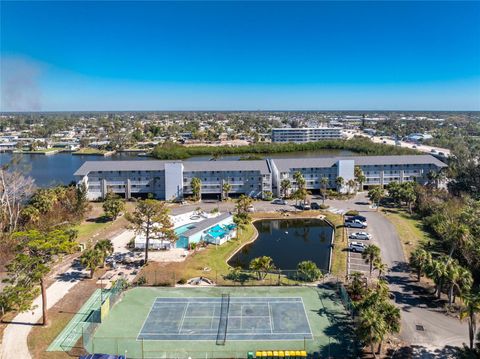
[151,137,419,160]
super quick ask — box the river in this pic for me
[0,149,353,187]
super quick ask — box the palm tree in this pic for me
[80,248,102,279]
[410,248,432,282]
[446,264,473,305]
[335,176,344,192]
[357,307,385,358]
[378,301,401,354]
[190,177,202,202]
[346,179,357,194]
[354,166,366,190]
[249,256,275,280]
[428,258,448,299]
[460,291,480,350]
[222,181,231,201]
[320,177,329,204]
[349,271,367,300]
[280,178,291,199]
[94,239,114,268]
[368,186,385,211]
[373,258,388,278]
[362,244,381,276]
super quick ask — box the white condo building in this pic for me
[74,155,446,200]
[271,127,343,143]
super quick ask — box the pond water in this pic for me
[228,218,333,271]
[0,148,353,188]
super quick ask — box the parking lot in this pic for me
[345,221,375,277]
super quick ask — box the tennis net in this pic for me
[216,293,230,345]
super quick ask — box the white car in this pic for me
[271,199,287,205]
[247,205,255,213]
[349,242,366,253]
[349,232,372,240]
[345,219,367,228]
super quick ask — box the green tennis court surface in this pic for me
[84,286,356,358]
[138,297,312,341]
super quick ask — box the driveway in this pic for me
[324,193,468,356]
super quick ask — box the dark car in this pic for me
[346,215,367,222]
[310,202,320,210]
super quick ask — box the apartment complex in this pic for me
[74,155,446,200]
[271,127,343,143]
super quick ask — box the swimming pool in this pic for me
[174,223,196,236]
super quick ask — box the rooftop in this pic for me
[179,213,232,238]
[273,155,447,172]
[74,155,446,177]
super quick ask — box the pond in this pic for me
[228,218,333,272]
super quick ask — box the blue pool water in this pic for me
[175,224,196,248]
[174,223,195,236]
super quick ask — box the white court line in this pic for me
[300,297,314,338]
[136,299,160,340]
[268,302,274,333]
[183,315,271,319]
[139,331,312,336]
[177,302,190,334]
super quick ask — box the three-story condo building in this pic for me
[271,127,343,143]
[74,155,446,200]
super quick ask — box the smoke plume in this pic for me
[1,56,42,111]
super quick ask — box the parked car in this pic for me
[247,205,255,213]
[349,231,372,240]
[271,198,287,205]
[349,242,366,253]
[346,215,367,222]
[299,202,311,210]
[310,202,320,210]
[345,219,367,228]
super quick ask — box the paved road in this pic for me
[324,193,467,356]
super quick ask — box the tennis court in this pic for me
[138,297,312,341]
[84,286,356,358]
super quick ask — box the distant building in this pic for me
[271,127,343,143]
[75,155,446,200]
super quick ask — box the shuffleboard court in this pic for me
[138,297,313,341]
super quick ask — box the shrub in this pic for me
[135,276,147,286]
[319,204,330,209]
[296,261,323,282]
[177,278,187,285]
[345,210,359,216]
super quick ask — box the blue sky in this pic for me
[1,1,480,111]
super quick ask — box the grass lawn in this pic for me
[325,213,347,279]
[381,208,434,259]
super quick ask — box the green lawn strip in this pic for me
[323,212,347,279]
[381,208,433,259]
[74,220,113,243]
